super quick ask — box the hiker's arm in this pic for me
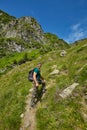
[33,72,39,86]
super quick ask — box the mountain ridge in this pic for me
[0,10,69,58]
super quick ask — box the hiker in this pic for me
[30,63,46,107]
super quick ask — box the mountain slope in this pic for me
[36,40,87,130]
[0,10,69,58]
[0,39,87,130]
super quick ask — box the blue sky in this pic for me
[0,0,87,43]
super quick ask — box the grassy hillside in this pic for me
[44,33,69,49]
[36,41,87,130]
[0,40,87,130]
[0,41,70,76]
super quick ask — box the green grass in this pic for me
[0,62,34,130]
[0,49,40,76]
[0,40,87,130]
[36,41,87,130]
[36,84,87,130]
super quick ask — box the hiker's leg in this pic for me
[41,80,46,93]
[30,82,38,107]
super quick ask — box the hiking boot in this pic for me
[30,102,35,108]
[42,88,47,93]
[30,99,36,108]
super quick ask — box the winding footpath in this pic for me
[20,89,37,130]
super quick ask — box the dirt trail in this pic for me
[20,79,56,130]
[20,90,37,130]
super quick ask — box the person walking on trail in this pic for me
[30,63,46,108]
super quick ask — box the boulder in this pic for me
[60,50,67,57]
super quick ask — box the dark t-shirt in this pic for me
[34,68,41,81]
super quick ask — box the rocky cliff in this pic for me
[0,10,69,57]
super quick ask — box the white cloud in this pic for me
[65,22,87,43]
[71,23,81,31]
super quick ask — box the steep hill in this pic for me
[0,10,69,58]
[0,38,87,130]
